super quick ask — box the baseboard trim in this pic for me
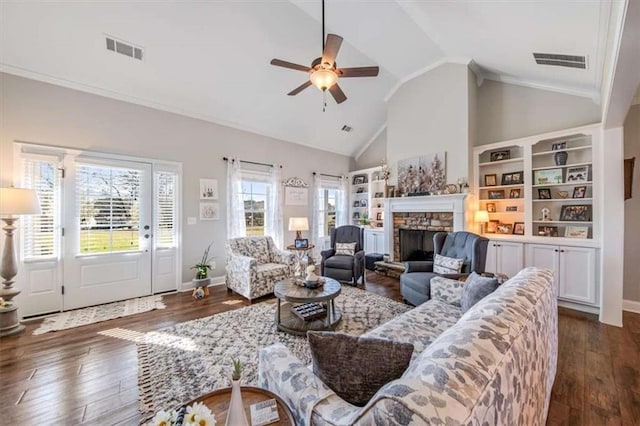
[180,276,226,292]
[623,299,640,314]
[557,300,600,315]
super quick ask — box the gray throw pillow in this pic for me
[461,271,499,312]
[307,331,413,407]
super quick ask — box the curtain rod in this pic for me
[313,172,344,179]
[223,157,282,168]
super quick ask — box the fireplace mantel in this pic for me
[383,194,470,261]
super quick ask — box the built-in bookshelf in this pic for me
[349,167,385,230]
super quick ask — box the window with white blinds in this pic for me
[76,163,141,254]
[155,171,177,247]
[21,156,61,260]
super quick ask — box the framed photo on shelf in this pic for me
[294,238,309,249]
[353,212,360,219]
[565,226,589,239]
[376,212,382,220]
[538,188,552,199]
[376,222,383,228]
[353,200,360,207]
[560,205,591,222]
[360,199,367,207]
[387,185,396,197]
[501,171,524,185]
[484,174,498,186]
[486,220,499,233]
[490,150,511,162]
[566,166,588,182]
[374,192,384,198]
[534,168,563,185]
[486,202,496,213]
[506,206,518,212]
[509,188,521,199]
[356,187,365,193]
[537,225,558,237]
[352,174,367,185]
[488,190,505,199]
[496,223,513,234]
[513,222,525,235]
[551,142,567,151]
[572,186,587,198]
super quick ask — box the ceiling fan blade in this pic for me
[287,80,313,96]
[338,66,380,78]
[322,34,343,66]
[329,83,347,104]
[270,59,312,72]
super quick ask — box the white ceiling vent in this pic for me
[341,125,353,132]
[105,35,143,61]
[533,53,586,69]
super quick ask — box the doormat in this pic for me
[32,295,165,335]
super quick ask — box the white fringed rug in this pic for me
[32,295,166,335]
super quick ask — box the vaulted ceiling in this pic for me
[0,1,619,156]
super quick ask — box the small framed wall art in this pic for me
[200,202,219,220]
[200,179,218,200]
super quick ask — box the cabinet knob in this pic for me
[554,249,559,252]
[560,249,565,253]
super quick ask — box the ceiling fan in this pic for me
[270,0,379,107]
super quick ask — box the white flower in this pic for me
[151,409,174,426]
[185,413,216,426]
[185,402,215,425]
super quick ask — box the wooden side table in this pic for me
[185,386,294,425]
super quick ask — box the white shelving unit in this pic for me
[349,167,387,254]
[473,124,601,313]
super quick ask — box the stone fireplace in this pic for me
[383,194,468,262]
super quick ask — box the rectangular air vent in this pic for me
[341,125,353,132]
[533,53,586,69]
[105,35,144,61]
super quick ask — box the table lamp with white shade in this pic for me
[0,187,41,336]
[288,217,309,241]
[474,210,490,235]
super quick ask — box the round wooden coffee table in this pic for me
[184,386,294,425]
[274,277,342,336]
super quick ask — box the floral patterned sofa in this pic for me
[258,267,557,425]
[225,236,296,301]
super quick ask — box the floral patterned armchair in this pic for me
[225,236,295,301]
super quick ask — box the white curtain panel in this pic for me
[310,174,323,259]
[266,166,284,248]
[226,158,246,239]
[336,176,349,226]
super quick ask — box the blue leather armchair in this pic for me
[400,231,489,306]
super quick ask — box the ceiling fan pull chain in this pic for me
[323,90,327,112]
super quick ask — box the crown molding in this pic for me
[0,63,357,158]
[481,71,601,103]
[354,123,387,160]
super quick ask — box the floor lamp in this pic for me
[0,187,41,336]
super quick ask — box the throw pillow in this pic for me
[335,242,357,256]
[433,254,464,275]
[430,276,465,306]
[461,271,499,312]
[307,331,413,407]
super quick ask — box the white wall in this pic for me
[624,104,640,302]
[476,80,601,145]
[354,128,386,170]
[386,63,471,185]
[0,73,352,283]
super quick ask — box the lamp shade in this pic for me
[0,187,41,216]
[474,210,490,223]
[288,217,309,232]
[310,69,338,91]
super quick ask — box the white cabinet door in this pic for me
[497,242,524,278]
[485,241,499,272]
[364,230,375,253]
[525,244,559,294]
[558,246,596,304]
[374,232,385,254]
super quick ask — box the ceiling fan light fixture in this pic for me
[310,69,338,91]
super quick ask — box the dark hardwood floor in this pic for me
[1,272,639,425]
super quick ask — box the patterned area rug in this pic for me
[138,286,411,418]
[32,295,165,335]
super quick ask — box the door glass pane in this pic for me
[155,171,177,247]
[76,163,141,253]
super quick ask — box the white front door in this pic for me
[62,156,153,310]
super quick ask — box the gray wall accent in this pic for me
[387,63,471,184]
[624,104,640,302]
[354,128,387,170]
[0,73,351,283]
[475,80,601,146]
